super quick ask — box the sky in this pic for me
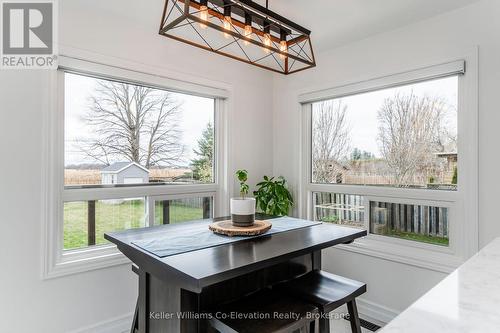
[312,76,458,158]
[65,73,458,167]
[64,72,214,167]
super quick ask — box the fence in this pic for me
[314,193,448,239]
[343,172,454,188]
[370,201,448,238]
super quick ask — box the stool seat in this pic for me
[276,270,366,333]
[209,288,318,333]
[279,270,366,313]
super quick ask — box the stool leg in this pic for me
[318,316,330,333]
[347,300,361,333]
[310,318,318,333]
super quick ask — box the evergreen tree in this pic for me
[191,122,214,182]
[351,147,374,161]
[351,148,361,160]
[451,166,458,185]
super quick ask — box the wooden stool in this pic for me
[276,270,366,333]
[209,288,318,333]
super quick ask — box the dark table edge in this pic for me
[104,221,367,293]
[196,229,367,289]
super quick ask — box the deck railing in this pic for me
[85,197,212,246]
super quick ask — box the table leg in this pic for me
[138,269,149,333]
[312,250,322,270]
[130,298,139,333]
[136,268,184,333]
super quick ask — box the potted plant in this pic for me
[253,176,293,216]
[230,170,256,227]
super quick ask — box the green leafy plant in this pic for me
[253,176,293,216]
[235,169,249,198]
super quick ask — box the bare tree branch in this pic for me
[77,79,184,169]
[377,92,452,185]
[312,100,351,183]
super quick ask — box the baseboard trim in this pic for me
[69,312,133,333]
[357,298,399,326]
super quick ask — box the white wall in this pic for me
[273,0,500,318]
[0,0,273,332]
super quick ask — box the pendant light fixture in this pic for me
[159,0,316,74]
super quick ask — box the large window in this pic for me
[311,76,458,190]
[65,72,215,186]
[310,77,457,247]
[43,56,228,278]
[300,59,478,272]
[62,72,219,251]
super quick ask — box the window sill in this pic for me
[43,245,130,279]
[329,235,464,274]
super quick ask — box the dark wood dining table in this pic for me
[105,215,366,333]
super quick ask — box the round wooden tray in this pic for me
[209,220,272,237]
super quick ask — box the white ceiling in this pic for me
[256,0,480,51]
[73,0,481,52]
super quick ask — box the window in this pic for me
[369,200,449,246]
[62,72,218,251]
[153,196,213,225]
[300,59,478,272]
[313,192,449,246]
[64,198,147,250]
[64,72,216,187]
[311,76,458,190]
[309,76,457,247]
[313,192,365,229]
[43,56,228,278]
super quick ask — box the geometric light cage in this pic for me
[160,0,316,74]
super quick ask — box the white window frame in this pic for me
[42,54,231,279]
[298,52,478,273]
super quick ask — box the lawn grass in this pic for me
[64,200,204,250]
[321,219,449,246]
[386,230,449,246]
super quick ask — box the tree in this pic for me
[351,148,375,161]
[451,166,458,185]
[191,122,214,182]
[377,92,447,185]
[78,80,184,169]
[312,100,351,183]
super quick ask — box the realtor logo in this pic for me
[1,1,57,69]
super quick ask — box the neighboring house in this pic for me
[100,162,149,185]
[435,152,458,170]
[313,159,350,183]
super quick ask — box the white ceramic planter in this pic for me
[230,197,256,227]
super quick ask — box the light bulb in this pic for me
[199,5,208,29]
[279,40,287,59]
[243,25,252,45]
[223,16,232,38]
[263,33,271,53]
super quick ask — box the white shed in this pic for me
[100,162,150,185]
